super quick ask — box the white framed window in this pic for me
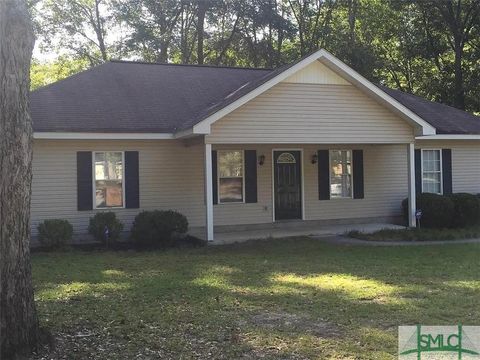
[422,149,442,194]
[218,150,244,203]
[330,150,352,198]
[93,151,125,208]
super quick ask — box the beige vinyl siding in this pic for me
[212,144,408,226]
[32,140,412,236]
[282,60,350,85]
[31,138,479,237]
[206,83,415,144]
[304,144,407,220]
[31,139,206,236]
[415,140,480,194]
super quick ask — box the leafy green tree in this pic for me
[30,57,89,90]
[113,0,185,62]
[30,0,480,113]
[286,0,337,56]
[36,0,118,66]
[418,0,480,110]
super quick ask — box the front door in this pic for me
[274,151,302,220]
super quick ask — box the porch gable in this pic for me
[206,81,416,144]
[190,49,436,138]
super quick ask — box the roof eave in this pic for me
[416,134,480,140]
[33,132,175,140]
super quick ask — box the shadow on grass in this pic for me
[32,237,480,359]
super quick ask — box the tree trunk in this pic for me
[0,0,39,358]
[157,40,169,63]
[453,40,465,110]
[196,0,207,64]
[94,0,108,61]
[348,0,357,44]
[430,0,473,110]
[347,0,358,62]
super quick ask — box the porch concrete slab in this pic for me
[210,222,405,245]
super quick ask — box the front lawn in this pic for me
[348,226,480,242]
[32,238,480,359]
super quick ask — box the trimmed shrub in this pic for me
[88,212,124,243]
[402,193,454,228]
[131,210,188,248]
[448,193,480,228]
[37,219,73,249]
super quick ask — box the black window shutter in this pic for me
[244,150,257,203]
[442,149,453,195]
[212,150,218,204]
[77,151,93,211]
[318,150,330,200]
[415,149,422,194]
[352,150,364,199]
[125,151,140,208]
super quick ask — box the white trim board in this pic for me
[204,144,214,241]
[416,135,480,140]
[34,132,174,140]
[189,49,436,137]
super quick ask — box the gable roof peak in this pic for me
[189,48,437,136]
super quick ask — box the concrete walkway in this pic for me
[211,222,404,245]
[317,235,480,246]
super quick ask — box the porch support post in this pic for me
[407,142,417,227]
[204,143,214,241]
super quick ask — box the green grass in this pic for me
[348,226,480,242]
[32,238,480,359]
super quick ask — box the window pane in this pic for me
[423,150,440,172]
[95,152,123,208]
[96,180,123,208]
[422,150,441,194]
[218,150,244,203]
[219,151,243,177]
[422,172,441,194]
[423,159,433,171]
[330,175,343,198]
[95,152,122,181]
[330,150,352,198]
[219,178,243,202]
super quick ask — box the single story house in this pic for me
[30,49,480,243]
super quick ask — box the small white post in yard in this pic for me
[204,143,214,241]
[407,143,417,227]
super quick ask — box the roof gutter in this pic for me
[33,132,175,140]
[416,134,480,140]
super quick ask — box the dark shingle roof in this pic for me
[380,86,480,135]
[30,60,480,135]
[30,61,271,133]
